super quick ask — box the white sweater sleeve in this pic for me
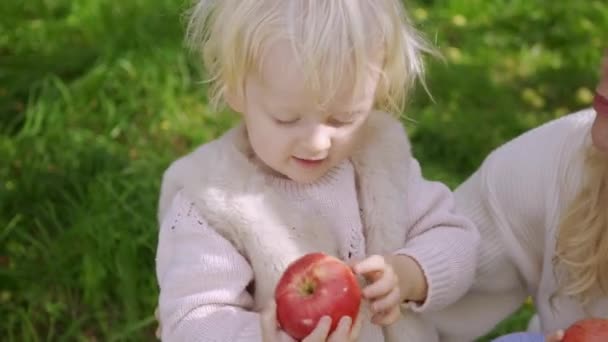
[395,158,480,312]
[156,191,262,342]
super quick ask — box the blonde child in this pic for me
[425,51,608,341]
[155,1,480,341]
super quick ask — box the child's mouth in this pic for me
[293,157,326,167]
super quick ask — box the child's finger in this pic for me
[353,255,385,279]
[277,331,298,342]
[349,313,363,341]
[261,301,279,341]
[370,286,401,313]
[302,316,332,342]
[327,316,352,342]
[371,306,401,326]
[362,269,397,299]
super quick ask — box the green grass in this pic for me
[1,0,607,340]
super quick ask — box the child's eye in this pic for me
[273,117,300,125]
[327,117,353,126]
[328,111,362,126]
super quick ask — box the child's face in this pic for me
[233,42,382,183]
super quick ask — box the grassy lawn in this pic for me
[1,0,607,340]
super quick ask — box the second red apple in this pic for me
[562,318,608,342]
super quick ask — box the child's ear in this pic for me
[225,91,245,114]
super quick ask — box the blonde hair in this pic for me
[185,0,434,114]
[554,146,608,306]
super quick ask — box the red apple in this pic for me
[563,318,608,342]
[274,252,362,340]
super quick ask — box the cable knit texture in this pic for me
[425,109,608,342]
[155,111,479,341]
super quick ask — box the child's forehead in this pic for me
[253,40,382,103]
[255,42,310,96]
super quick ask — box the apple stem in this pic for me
[300,279,316,296]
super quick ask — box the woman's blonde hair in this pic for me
[554,146,608,306]
[185,0,434,113]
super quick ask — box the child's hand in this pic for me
[352,255,402,326]
[260,301,360,342]
[545,330,564,342]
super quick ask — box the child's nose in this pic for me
[301,125,332,153]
